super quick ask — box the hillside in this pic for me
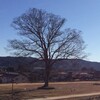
[0,57,100,71]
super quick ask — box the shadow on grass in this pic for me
[0,88,37,100]
[37,86,55,90]
[0,87,56,100]
[4,88,36,94]
[93,83,100,85]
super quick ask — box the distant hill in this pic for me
[0,56,38,71]
[53,59,100,71]
[0,57,100,71]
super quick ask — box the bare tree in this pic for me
[8,8,86,88]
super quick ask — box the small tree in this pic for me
[8,8,86,88]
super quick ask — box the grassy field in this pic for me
[1,81,100,100]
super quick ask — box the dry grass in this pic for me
[1,81,100,100]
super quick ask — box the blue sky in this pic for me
[0,0,100,62]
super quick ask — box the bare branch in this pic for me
[8,8,87,87]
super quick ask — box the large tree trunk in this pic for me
[41,62,54,89]
[43,66,50,87]
[38,59,52,89]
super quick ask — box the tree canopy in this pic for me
[8,8,86,88]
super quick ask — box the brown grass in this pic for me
[1,81,100,100]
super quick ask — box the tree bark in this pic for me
[41,58,51,88]
[43,66,50,87]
